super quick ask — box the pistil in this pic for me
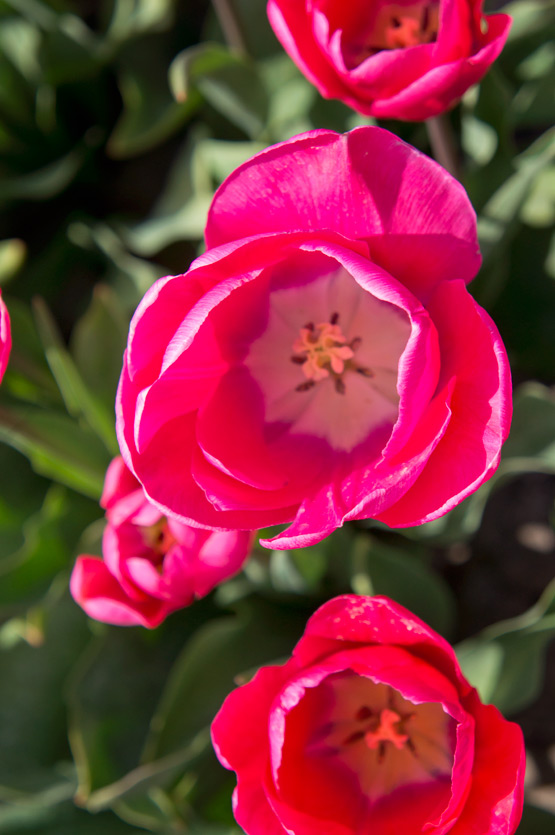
[291,313,371,395]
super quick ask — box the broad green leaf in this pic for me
[0,298,61,405]
[348,535,456,637]
[0,145,87,203]
[0,402,110,498]
[108,56,197,159]
[69,284,128,416]
[143,602,307,761]
[0,444,47,559]
[124,135,265,255]
[456,578,555,714]
[107,0,177,42]
[170,43,268,139]
[66,221,161,308]
[0,485,100,610]
[33,298,118,454]
[0,591,89,791]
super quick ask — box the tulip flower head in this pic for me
[267,0,512,120]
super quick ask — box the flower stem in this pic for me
[212,0,248,56]
[426,114,462,180]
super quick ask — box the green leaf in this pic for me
[456,578,555,714]
[169,43,268,139]
[0,145,87,203]
[0,239,26,286]
[107,0,177,42]
[0,402,110,498]
[108,56,197,159]
[69,284,128,416]
[348,535,456,638]
[0,590,89,792]
[124,134,265,256]
[143,602,307,762]
[33,297,118,455]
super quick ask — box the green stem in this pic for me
[426,114,462,180]
[212,0,248,55]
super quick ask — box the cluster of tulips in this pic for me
[0,3,527,834]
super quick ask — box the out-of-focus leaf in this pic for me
[517,804,555,835]
[0,298,60,404]
[0,590,89,791]
[0,402,109,498]
[0,444,47,559]
[520,164,555,227]
[66,221,161,307]
[69,284,128,415]
[0,17,41,83]
[478,127,555,264]
[143,602,307,761]
[348,535,456,638]
[125,134,265,255]
[503,383,555,462]
[461,114,498,166]
[107,57,197,159]
[33,297,118,454]
[107,0,177,42]
[0,239,26,286]
[0,797,146,834]
[0,145,87,202]
[0,485,99,610]
[399,383,555,546]
[456,578,555,714]
[170,43,268,139]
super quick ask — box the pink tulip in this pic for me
[212,595,525,835]
[70,457,252,628]
[116,127,511,549]
[0,291,11,382]
[267,0,511,120]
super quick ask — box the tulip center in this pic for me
[307,674,455,801]
[139,518,176,563]
[244,263,410,453]
[291,313,371,395]
[348,1,440,65]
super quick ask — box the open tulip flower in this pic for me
[70,457,252,628]
[212,595,525,835]
[116,127,511,550]
[0,290,11,383]
[267,0,511,121]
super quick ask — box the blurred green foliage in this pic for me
[0,0,553,832]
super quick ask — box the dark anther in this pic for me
[330,312,339,325]
[335,378,346,395]
[291,355,306,364]
[343,730,365,746]
[304,321,315,331]
[356,366,374,378]
[356,705,374,722]
[378,741,386,763]
[422,5,429,31]
[391,16,401,28]
[296,380,316,392]
[350,336,362,351]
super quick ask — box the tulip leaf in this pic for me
[33,297,118,455]
[69,284,129,415]
[169,43,268,139]
[349,535,456,638]
[456,578,555,715]
[0,402,110,498]
[143,601,307,762]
